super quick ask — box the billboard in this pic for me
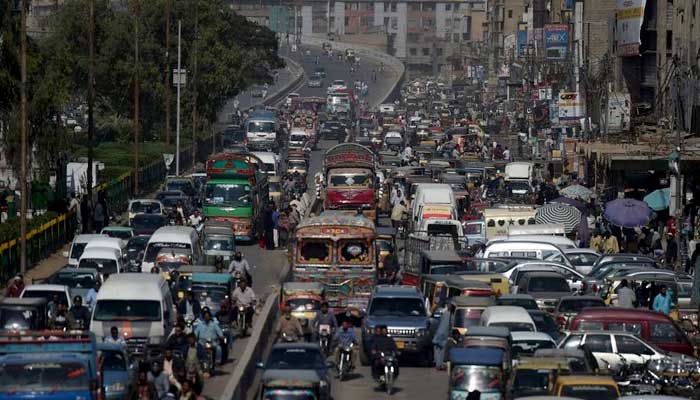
[544,24,569,60]
[558,92,585,124]
[616,0,647,57]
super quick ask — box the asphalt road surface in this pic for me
[203,44,402,399]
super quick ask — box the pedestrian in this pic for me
[503,147,511,161]
[130,370,158,400]
[70,295,91,330]
[603,232,619,254]
[616,279,636,308]
[263,202,275,250]
[665,232,678,268]
[69,192,80,223]
[432,304,455,370]
[80,195,90,233]
[94,201,105,233]
[288,204,300,232]
[98,190,109,230]
[271,202,280,249]
[277,210,290,248]
[4,275,24,298]
[652,285,673,314]
[390,200,407,229]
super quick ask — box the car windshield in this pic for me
[497,298,538,310]
[78,258,119,275]
[265,348,325,370]
[269,182,281,192]
[101,351,127,371]
[454,309,482,328]
[70,243,88,260]
[450,365,502,393]
[287,298,321,312]
[0,308,38,330]
[329,174,370,187]
[131,201,161,214]
[289,160,306,169]
[490,322,534,332]
[560,385,618,400]
[248,121,275,133]
[132,215,167,232]
[94,300,161,321]
[369,298,426,317]
[299,240,331,264]
[204,237,234,251]
[527,277,570,292]
[530,313,559,333]
[513,369,550,394]
[512,340,555,357]
[558,299,604,313]
[192,286,228,305]
[22,290,69,306]
[0,361,90,393]
[104,229,132,240]
[166,180,192,193]
[262,390,317,400]
[205,183,251,207]
[50,271,97,289]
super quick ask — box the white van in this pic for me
[481,241,574,268]
[141,226,201,272]
[128,199,164,225]
[411,183,455,223]
[480,305,536,332]
[78,247,124,277]
[64,234,107,266]
[91,273,174,358]
[252,151,280,176]
[85,236,126,259]
[289,128,311,149]
[486,235,577,249]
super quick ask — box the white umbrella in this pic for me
[560,184,593,202]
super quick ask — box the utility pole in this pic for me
[175,20,182,176]
[192,0,199,166]
[164,0,171,146]
[19,0,28,273]
[133,0,140,194]
[87,0,95,232]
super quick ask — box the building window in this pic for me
[360,16,372,27]
[365,3,374,11]
[422,18,434,28]
[384,3,390,12]
[391,17,397,29]
[410,48,418,56]
[423,2,435,12]
[391,2,397,12]
[422,47,430,56]
[445,3,452,11]
[345,16,349,27]
[384,16,390,28]
[508,9,513,18]
[454,33,460,42]
[407,32,420,42]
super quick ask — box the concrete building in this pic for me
[232,0,487,73]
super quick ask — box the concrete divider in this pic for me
[262,57,305,107]
[220,293,280,400]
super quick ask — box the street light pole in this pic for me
[175,20,182,176]
[164,0,171,146]
[133,0,140,194]
[19,0,28,274]
[87,0,95,232]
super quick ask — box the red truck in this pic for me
[321,143,378,221]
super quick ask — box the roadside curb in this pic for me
[220,292,280,400]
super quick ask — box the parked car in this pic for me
[515,271,572,312]
[101,226,134,240]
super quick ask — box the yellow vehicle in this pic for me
[508,357,571,399]
[421,275,494,313]
[551,375,620,400]
[483,207,536,240]
[449,296,495,335]
[268,176,282,206]
[457,273,510,297]
[173,265,217,300]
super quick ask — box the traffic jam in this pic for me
[2,49,700,400]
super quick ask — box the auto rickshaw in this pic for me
[202,221,236,265]
[281,282,325,340]
[455,272,510,297]
[0,298,48,330]
[462,326,512,371]
[447,347,506,400]
[449,296,496,335]
[422,275,494,313]
[375,226,397,269]
[507,357,571,400]
[551,375,620,399]
[173,265,217,300]
[190,272,233,315]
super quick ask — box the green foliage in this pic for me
[0,211,60,244]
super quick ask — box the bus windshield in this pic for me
[205,183,251,207]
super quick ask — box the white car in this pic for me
[558,331,689,370]
[379,103,395,114]
[326,80,346,94]
[20,284,73,312]
[504,261,585,293]
[285,93,300,107]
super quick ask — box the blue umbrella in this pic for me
[643,188,670,211]
[603,198,653,228]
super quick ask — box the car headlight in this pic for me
[106,382,126,393]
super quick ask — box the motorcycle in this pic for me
[318,324,332,357]
[280,332,298,343]
[377,352,398,395]
[236,304,249,337]
[337,343,354,381]
[203,340,216,376]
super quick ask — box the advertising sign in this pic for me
[544,24,569,60]
[616,0,647,57]
[558,92,584,124]
[517,30,528,57]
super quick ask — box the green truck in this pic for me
[203,152,268,242]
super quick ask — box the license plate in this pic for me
[395,341,404,349]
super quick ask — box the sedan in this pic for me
[257,343,331,400]
[307,77,323,88]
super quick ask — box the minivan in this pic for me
[481,241,574,268]
[64,234,108,266]
[91,274,174,359]
[78,247,124,277]
[141,226,201,272]
[569,308,694,356]
[411,183,455,224]
[480,305,536,332]
[251,151,280,176]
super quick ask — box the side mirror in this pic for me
[63,251,70,258]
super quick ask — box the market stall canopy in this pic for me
[535,203,581,233]
[603,198,652,228]
[643,188,670,211]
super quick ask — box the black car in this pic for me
[258,343,331,400]
[155,190,186,203]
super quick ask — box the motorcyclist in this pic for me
[228,252,252,286]
[370,325,399,380]
[183,333,206,381]
[194,310,224,365]
[277,305,304,341]
[311,302,338,340]
[231,279,257,328]
[379,248,400,284]
[69,295,91,330]
[49,301,77,330]
[166,323,189,356]
[177,290,202,321]
[332,320,358,374]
